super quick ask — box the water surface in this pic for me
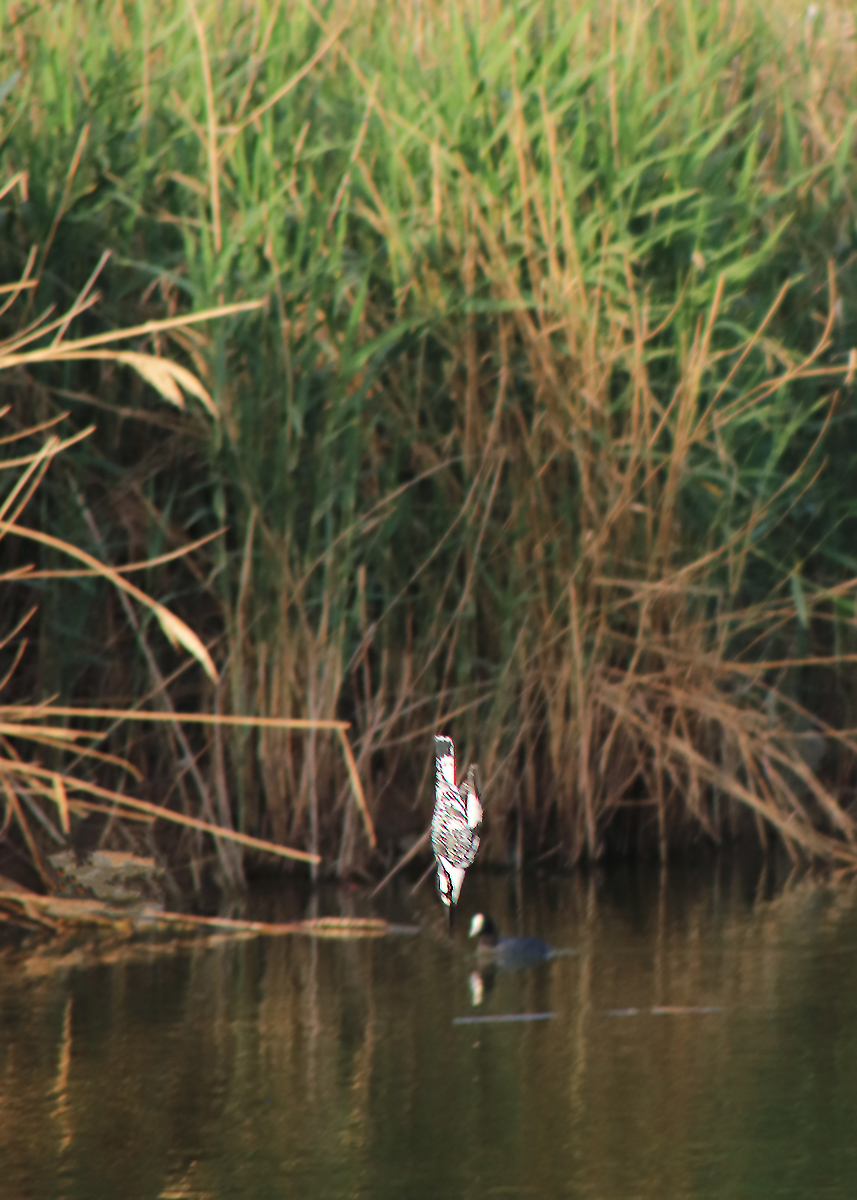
[3,862,857,1199]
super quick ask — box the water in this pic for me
[3,861,857,1200]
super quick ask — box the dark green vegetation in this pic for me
[2,0,857,882]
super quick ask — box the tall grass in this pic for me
[0,257,366,895]
[2,0,857,875]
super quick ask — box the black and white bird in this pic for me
[431,735,482,926]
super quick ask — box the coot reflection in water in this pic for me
[2,865,857,1199]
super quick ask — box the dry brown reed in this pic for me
[461,261,857,868]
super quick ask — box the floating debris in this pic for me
[0,879,418,941]
[49,849,164,907]
[453,1012,557,1025]
[605,1005,723,1016]
[151,913,418,940]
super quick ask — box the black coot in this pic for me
[468,912,554,968]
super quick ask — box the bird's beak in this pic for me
[447,904,455,938]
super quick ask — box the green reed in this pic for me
[2,0,857,875]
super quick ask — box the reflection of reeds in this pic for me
[50,996,73,1156]
[3,1,857,874]
[3,870,857,1196]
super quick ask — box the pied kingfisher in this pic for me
[432,735,482,925]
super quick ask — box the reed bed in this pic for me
[0,0,856,882]
[0,274,373,904]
